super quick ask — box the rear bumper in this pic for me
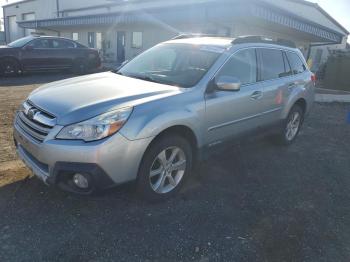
[14,120,153,193]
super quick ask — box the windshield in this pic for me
[118,44,222,88]
[8,36,34,48]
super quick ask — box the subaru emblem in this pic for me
[27,108,37,120]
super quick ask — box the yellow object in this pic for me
[307,58,313,69]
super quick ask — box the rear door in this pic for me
[50,39,77,69]
[285,51,310,94]
[205,48,266,145]
[256,48,291,125]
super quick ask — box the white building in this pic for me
[2,0,349,69]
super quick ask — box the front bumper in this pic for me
[14,121,153,193]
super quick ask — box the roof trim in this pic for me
[287,0,349,34]
[2,0,35,8]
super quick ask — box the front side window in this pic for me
[118,43,222,88]
[259,49,286,81]
[286,52,306,74]
[27,39,50,49]
[217,48,257,85]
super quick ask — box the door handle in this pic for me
[288,82,296,90]
[250,91,263,100]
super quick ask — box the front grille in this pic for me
[15,101,56,143]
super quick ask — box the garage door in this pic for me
[23,13,36,36]
[8,16,18,42]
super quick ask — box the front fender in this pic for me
[120,101,204,146]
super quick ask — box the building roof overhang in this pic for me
[16,0,346,43]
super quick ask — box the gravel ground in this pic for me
[0,74,350,262]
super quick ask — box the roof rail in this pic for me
[171,33,224,40]
[232,36,296,48]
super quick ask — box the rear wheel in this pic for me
[136,135,193,201]
[0,58,20,76]
[276,104,304,145]
[73,59,87,75]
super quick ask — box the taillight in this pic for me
[311,74,316,84]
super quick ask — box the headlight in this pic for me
[56,107,133,142]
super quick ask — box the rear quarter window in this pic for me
[286,52,307,74]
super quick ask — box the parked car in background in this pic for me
[13,35,315,201]
[0,35,101,76]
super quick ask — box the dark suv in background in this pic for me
[0,35,101,76]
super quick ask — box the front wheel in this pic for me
[136,135,193,201]
[0,58,20,76]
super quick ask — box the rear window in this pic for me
[259,49,285,81]
[286,52,306,74]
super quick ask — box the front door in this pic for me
[117,31,126,64]
[205,48,265,145]
[21,38,54,70]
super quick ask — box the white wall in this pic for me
[264,0,347,35]
[3,0,57,41]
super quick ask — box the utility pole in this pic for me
[56,0,60,17]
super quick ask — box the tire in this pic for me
[136,135,193,202]
[73,59,87,75]
[0,58,20,77]
[276,104,304,145]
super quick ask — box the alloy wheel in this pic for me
[149,146,187,194]
[285,111,301,141]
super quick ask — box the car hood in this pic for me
[28,72,183,125]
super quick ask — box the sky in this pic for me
[1,0,350,42]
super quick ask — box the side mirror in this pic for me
[215,76,241,91]
[23,45,34,51]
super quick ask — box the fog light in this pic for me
[73,173,89,189]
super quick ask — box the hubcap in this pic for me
[4,64,15,74]
[149,146,187,194]
[285,111,301,141]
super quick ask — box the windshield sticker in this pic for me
[200,46,225,53]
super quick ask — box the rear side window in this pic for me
[259,49,285,81]
[218,48,257,85]
[283,52,293,76]
[259,49,286,81]
[52,39,76,49]
[286,52,306,74]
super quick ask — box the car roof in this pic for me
[164,36,298,51]
[28,35,75,42]
[165,37,234,48]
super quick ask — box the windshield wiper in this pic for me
[127,74,159,83]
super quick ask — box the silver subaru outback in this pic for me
[13,36,315,200]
